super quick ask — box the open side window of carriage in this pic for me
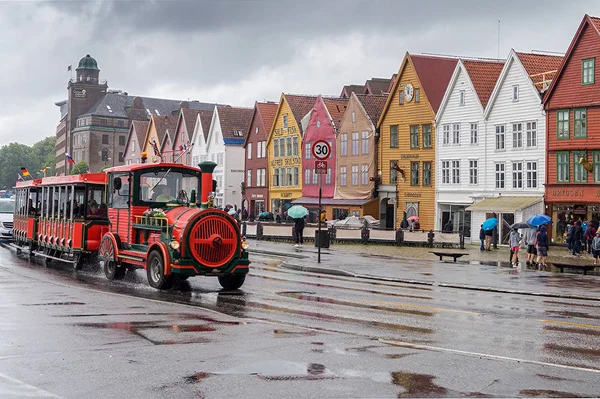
[107,172,130,210]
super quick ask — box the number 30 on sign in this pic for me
[311,140,331,160]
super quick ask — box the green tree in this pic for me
[71,161,89,175]
[0,142,33,190]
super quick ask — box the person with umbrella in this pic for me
[535,225,549,270]
[482,217,497,251]
[524,225,538,267]
[509,227,522,268]
[288,205,308,249]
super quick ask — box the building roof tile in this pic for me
[515,52,564,93]
[217,106,253,141]
[86,93,215,118]
[354,94,388,124]
[198,109,214,140]
[152,114,179,145]
[411,54,458,113]
[284,94,319,130]
[364,77,392,95]
[340,84,364,98]
[256,102,279,137]
[462,59,505,108]
[322,97,349,127]
[131,120,149,149]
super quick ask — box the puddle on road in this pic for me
[391,371,494,398]
[520,389,583,398]
[535,374,580,382]
[23,301,85,306]
[277,292,434,317]
[58,312,246,326]
[273,329,316,337]
[544,325,600,337]
[543,343,600,359]
[184,361,339,382]
[385,353,414,359]
[544,310,600,321]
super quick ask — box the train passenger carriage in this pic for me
[14,174,109,268]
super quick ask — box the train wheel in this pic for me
[99,236,124,280]
[147,250,173,289]
[218,275,246,290]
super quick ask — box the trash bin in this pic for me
[315,229,330,248]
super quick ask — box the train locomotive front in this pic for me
[99,161,249,289]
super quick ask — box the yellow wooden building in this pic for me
[377,53,457,230]
[141,114,179,162]
[267,94,317,214]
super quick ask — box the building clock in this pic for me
[404,84,414,102]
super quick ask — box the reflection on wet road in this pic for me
[1,246,599,397]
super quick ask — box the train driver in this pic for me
[155,185,176,202]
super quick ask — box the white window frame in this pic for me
[304,168,311,185]
[326,167,332,185]
[246,169,252,187]
[512,122,523,149]
[512,162,523,189]
[526,161,537,189]
[340,166,347,186]
[470,123,478,145]
[443,124,450,145]
[526,121,537,147]
[351,165,359,186]
[341,133,348,156]
[361,164,369,185]
[459,90,465,106]
[495,125,505,151]
[282,114,288,129]
[352,132,359,156]
[495,163,505,189]
[312,169,318,185]
[452,123,460,145]
[361,131,369,154]
[512,85,519,102]
[351,111,355,123]
[452,160,460,184]
[469,160,478,184]
[247,142,252,159]
[441,160,450,184]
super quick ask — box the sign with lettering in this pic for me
[73,89,87,98]
[251,194,264,199]
[230,169,244,173]
[274,126,298,136]
[404,192,422,198]
[400,154,420,159]
[315,160,328,174]
[270,157,301,167]
[280,193,293,198]
[546,185,600,202]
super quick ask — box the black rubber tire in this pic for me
[146,250,173,289]
[218,274,246,290]
[100,236,124,280]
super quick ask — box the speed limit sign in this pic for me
[311,140,331,160]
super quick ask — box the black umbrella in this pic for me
[510,222,531,229]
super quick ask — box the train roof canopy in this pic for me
[39,173,107,186]
[104,162,201,173]
[15,178,43,189]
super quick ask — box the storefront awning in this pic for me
[465,196,542,213]
[292,197,377,207]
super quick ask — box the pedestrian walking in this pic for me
[293,216,305,248]
[479,224,485,251]
[566,222,574,252]
[484,228,493,251]
[509,228,521,268]
[524,226,538,267]
[572,221,583,255]
[585,222,596,254]
[593,230,600,265]
[535,225,549,270]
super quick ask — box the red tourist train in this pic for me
[12,161,250,289]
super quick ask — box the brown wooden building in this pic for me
[543,14,600,242]
[242,101,278,217]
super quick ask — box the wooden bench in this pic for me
[550,262,597,275]
[430,251,468,263]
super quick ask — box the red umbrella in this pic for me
[407,216,419,222]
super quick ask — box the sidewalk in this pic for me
[248,239,600,301]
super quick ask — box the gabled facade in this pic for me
[267,94,317,213]
[123,120,149,165]
[172,108,198,166]
[543,14,600,242]
[466,50,563,244]
[190,109,214,167]
[242,101,278,216]
[331,93,387,219]
[434,58,504,237]
[205,106,253,208]
[377,53,457,230]
[141,114,179,163]
[160,129,174,162]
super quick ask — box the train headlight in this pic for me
[170,240,180,250]
[241,237,249,250]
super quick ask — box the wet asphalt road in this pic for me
[0,245,599,398]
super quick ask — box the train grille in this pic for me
[189,215,237,267]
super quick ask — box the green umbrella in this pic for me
[287,205,308,219]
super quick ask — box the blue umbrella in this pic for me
[287,205,308,219]
[527,214,551,227]
[482,217,498,230]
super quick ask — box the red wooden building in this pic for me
[242,101,278,217]
[543,14,600,242]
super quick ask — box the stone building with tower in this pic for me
[54,54,215,174]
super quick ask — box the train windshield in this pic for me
[139,170,200,204]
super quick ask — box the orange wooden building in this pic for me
[543,14,600,242]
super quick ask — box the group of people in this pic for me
[509,225,549,270]
[565,220,600,257]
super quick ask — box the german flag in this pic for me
[20,167,30,177]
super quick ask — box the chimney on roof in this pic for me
[180,101,189,109]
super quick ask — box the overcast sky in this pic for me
[0,0,598,146]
